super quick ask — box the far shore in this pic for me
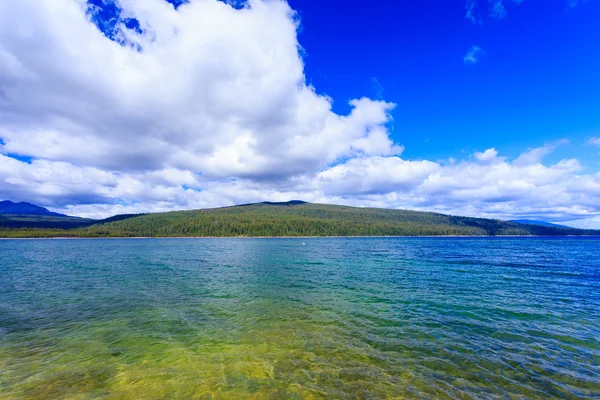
[2,235,599,240]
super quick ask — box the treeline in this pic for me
[0,228,82,238]
[1,202,596,238]
[0,215,95,229]
[0,213,142,231]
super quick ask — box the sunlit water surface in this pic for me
[1,238,599,399]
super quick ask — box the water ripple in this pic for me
[0,237,599,399]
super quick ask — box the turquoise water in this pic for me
[0,238,599,399]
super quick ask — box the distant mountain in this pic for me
[510,219,571,229]
[0,200,66,217]
[0,202,142,230]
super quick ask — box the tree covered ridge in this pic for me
[1,202,597,238]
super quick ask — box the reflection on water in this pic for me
[1,238,599,399]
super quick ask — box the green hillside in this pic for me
[1,201,597,238]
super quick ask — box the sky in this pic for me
[0,0,599,227]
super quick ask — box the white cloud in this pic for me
[513,139,569,166]
[0,0,599,227]
[465,0,481,24]
[588,137,600,145]
[0,0,398,180]
[474,148,502,163]
[463,45,484,64]
[489,0,507,19]
[317,157,440,197]
[2,145,599,227]
[465,0,524,23]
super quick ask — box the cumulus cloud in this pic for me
[588,137,600,145]
[0,0,398,179]
[311,147,598,225]
[0,0,599,227]
[464,45,484,64]
[474,148,502,163]
[2,144,599,226]
[317,157,440,197]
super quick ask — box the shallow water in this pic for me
[0,237,599,399]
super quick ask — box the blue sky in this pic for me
[290,0,600,167]
[0,0,599,226]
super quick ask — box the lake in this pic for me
[1,238,599,399]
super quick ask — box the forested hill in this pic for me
[1,201,598,238]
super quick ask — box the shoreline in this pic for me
[1,235,599,240]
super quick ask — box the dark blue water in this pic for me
[1,237,599,399]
